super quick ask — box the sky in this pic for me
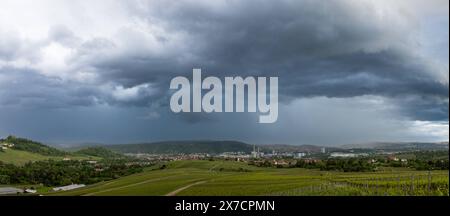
[0,0,448,145]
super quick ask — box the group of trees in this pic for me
[249,158,375,172]
[295,157,449,172]
[403,151,449,160]
[75,147,125,159]
[295,159,375,172]
[0,159,145,186]
[387,159,449,170]
[0,136,152,186]
[412,159,449,170]
[0,136,66,156]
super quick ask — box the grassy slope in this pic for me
[48,160,449,196]
[0,149,57,165]
[0,149,100,166]
[1,136,66,156]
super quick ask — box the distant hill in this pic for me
[341,142,449,151]
[0,136,66,156]
[75,147,124,159]
[49,142,106,151]
[259,144,341,153]
[105,141,253,154]
[0,136,114,165]
[104,140,449,154]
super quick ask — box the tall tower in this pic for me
[252,144,258,158]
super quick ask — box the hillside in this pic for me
[75,147,124,159]
[105,141,253,154]
[259,144,341,153]
[341,142,449,151]
[0,136,105,165]
[0,136,66,156]
[0,149,57,165]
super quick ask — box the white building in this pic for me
[1,142,14,150]
[25,189,37,194]
[330,152,369,158]
[52,184,86,192]
[251,145,262,158]
[295,152,306,159]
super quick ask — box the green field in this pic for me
[0,149,59,165]
[0,149,99,165]
[48,160,449,196]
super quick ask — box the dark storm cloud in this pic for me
[0,67,99,108]
[82,0,447,121]
[393,95,449,121]
[0,0,448,122]
[0,66,156,108]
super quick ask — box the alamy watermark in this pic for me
[169,69,278,123]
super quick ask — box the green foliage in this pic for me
[322,159,375,172]
[0,174,10,184]
[1,135,66,156]
[0,149,58,165]
[75,147,124,159]
[390,151,449,170]
[409,159,449,170]
[0,159,146,186]
[294,159,375,172]
[106,141,253,154]
[396,150,449,160]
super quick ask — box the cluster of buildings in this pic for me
[250,145,317,159]
[387,155,408,163]
[122,146,413,165]
[124,145,325,162]
[251,145,263,158]
[125,153,211,161]
[329,152,369,158]
[1,142,14,150]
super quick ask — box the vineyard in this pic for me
[50,160,449,196]
[270,172,449,196]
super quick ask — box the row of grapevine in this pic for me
[269,172,449,196]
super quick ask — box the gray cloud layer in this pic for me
[0,0,448,143]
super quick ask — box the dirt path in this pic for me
[209,162,222,172]
[165,180,207,196]
[83,176,175,196]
